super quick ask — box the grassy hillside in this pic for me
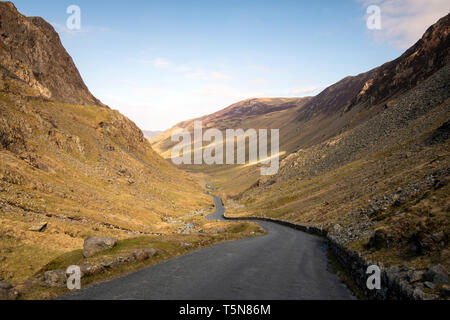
[0,88,216,284]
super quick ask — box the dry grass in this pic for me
[0,91,212,285]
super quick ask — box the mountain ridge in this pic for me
[0,1,103,106]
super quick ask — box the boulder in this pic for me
[133,248,157,262]
[85,264,105,276]
[412,288,439,300]
[431,231,445,243]
[440,284,450,298]
[29,222,47,232]
[83,237,117,258]
[179,242,192,248]
[0,281,18,300]
[424,281,436,289]
[424,264,449,284]
[332,224,343,233]
[407,270,425,283]
[365,228,394,250]
[99,260,120,269]
[43,269,67,288]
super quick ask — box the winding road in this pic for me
[62,196,354,300]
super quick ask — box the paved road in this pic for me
[62,196,354,300]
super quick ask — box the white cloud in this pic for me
[51,22,109,36]
[210,72,231,80]
[174,65,192,73]
[290,86,323,96]
[99,83,267,131]
[185,71,207,80]
[361,0,450,49]
[251,77,271,85]
[246,65,272,73]
[153,57,171,69]
[185,71,232,81]
[134,87,168,97]
[192,84,265,100]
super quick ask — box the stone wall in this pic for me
[224,215,447,300]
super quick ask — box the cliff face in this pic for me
[0,2,102,106]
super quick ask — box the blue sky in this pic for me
[12,0,450,130]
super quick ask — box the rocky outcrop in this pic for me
[29,222,47,232]
[42,269,67,288]
[37,248,161,287]
[83,237,118,258]
[132,248,157,262]
[349,13,450,109]
[0,2,103,106]
[0,281,18,300]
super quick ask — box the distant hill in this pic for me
[151,97,312,159]
[142,130,163,140]
[150,97,312,193]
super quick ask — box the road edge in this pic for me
[222,213,423,300]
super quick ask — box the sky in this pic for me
[12,0,450,131]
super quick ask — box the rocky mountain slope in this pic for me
[0,2,210,285]
[0,2,101,106]
[227,13,450,297]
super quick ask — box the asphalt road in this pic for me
[62,196,354,300]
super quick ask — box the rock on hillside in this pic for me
[83,237,118,258]
[0,1,102,106]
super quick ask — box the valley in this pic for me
[0,1,448,301]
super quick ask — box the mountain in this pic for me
[227,13,450,280]
[287,13,450,150]
[150,97,312,194]
[151,97,311,157]
[0,2,209,285]
[0,2,102,106]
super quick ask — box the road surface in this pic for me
[62,196,354,300]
